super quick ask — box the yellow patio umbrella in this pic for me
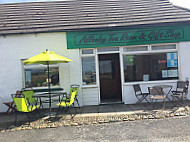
[23,50,72,65]
[23,49,72,114]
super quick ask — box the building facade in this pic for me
[1,0,190,112]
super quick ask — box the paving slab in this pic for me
[98,105,115,113]
[81,106,98,113]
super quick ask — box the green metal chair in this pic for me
[62,84,80,107]
[56,89,78,116]
[22,89,43,109]
[12,94,40,125]
[22,90,36,104]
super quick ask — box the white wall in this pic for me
[82,87,99,106]
[0,32,82,112]
[179,42,190,82]
[179,41,190,99]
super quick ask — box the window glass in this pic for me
[24,65,59,88]
[82,57,96,85]
[97,47,119,52]
[123,52,178,82]
[151,44,176,50]
[99,60,114,79]
[123,46,148,52]
[82,49,94,54]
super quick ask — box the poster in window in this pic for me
[143,74,149,81]
[162,70,168,78]
[168,70,178,77]
[167,53,178,67]
[126,55,134,66]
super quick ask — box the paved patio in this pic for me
[0,101,190,132]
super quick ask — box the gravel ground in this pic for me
[0,106,190,132]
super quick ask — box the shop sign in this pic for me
[67,25,190,49]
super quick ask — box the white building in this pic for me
[1,0,190,112]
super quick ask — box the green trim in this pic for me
[67,25,190,49]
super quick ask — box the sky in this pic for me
[0,0,190,10]
[170,0,190,9]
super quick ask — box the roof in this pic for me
[0,0,190,35]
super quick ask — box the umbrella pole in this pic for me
[46,61,56,117]
[47,61,51,115]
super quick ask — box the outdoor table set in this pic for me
[148,85,173,108]
[8,84,79,125]
[3,50,79,124]
[22,49,72,116]
[33,91,67,116]
[133,81,189,109]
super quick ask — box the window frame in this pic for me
[122,43,179,85]
[80,49,99,88]
[123,45,149,54]
[122,43,178,55]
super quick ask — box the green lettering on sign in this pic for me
[67,25,190,49]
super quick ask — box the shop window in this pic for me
[123,52,178,82]
[24,65,59,88]
[82,56,96,85]
[123,46,148,52]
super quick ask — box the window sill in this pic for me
[123,80,178,86]
[82,85,98,89]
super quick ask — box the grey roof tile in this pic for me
[0,0,190,35]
